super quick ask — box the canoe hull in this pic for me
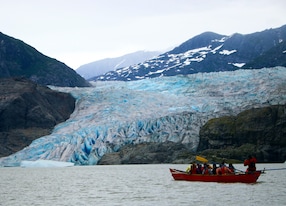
[170,168,261,183]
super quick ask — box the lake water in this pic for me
[1,163,286,206]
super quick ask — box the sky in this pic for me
[1,0,285,69]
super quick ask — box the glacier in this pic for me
[1,67,286,166]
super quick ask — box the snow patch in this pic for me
[211,45,223,54]
[219,50,237,55]
[232,63,246,68]
[114,59,126,69]
[188,46,211,53]
[212,37,227,43]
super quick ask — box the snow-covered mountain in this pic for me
[76,50,160,79]
[92,24,286,81]
[1,67,285,166]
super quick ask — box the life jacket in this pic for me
[191,164,197,174]
[202,167,209,175]
[243,159,249,166]
[221,166,231,174]
[249,157,257,171]
[186,165,191,173]
[244,157,257,171]
[216,168,222,175]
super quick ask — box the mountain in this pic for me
[92,24,286,81]
[76,50,160,79]
[243,40,286,68]
[0,67,285,166]
[0,32,90,87]
[0,77,75,157]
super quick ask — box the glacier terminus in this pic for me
[0,67,286,166]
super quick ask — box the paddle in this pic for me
[263,167,286,171]
[196,155,208,163]
[234,168,245,173]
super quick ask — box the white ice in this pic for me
[20,160,74,168]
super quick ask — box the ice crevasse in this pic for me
[0,67,286,166]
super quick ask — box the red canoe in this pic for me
[170,168,262,183]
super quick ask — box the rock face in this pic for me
[98,141,192,165]
[0,32,90,87]
[197,104,286,162]
[0,77,75,157]
[243,41,286,68]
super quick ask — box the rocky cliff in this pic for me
[0,77,75,157]
[197,104,286,162]
[98,141,191,165]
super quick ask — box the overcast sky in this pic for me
[1,0,285,69]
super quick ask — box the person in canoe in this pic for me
[244,155,257,173]
[186,164,191,173]
[212,164,217,175]
[216,161,232,175]
[202,163,213,174]
[228,163,235,173]
[186,163,197,174]
[196,163,203,174]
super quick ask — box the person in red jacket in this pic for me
[244,155,257,173]
[191,163,197,174]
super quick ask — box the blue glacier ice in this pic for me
[1,67,286,166]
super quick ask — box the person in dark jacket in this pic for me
[212,164,217,175]
[228,163,235,173]
[196,164,202,174]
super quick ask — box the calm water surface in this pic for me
[1,163,286,206]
